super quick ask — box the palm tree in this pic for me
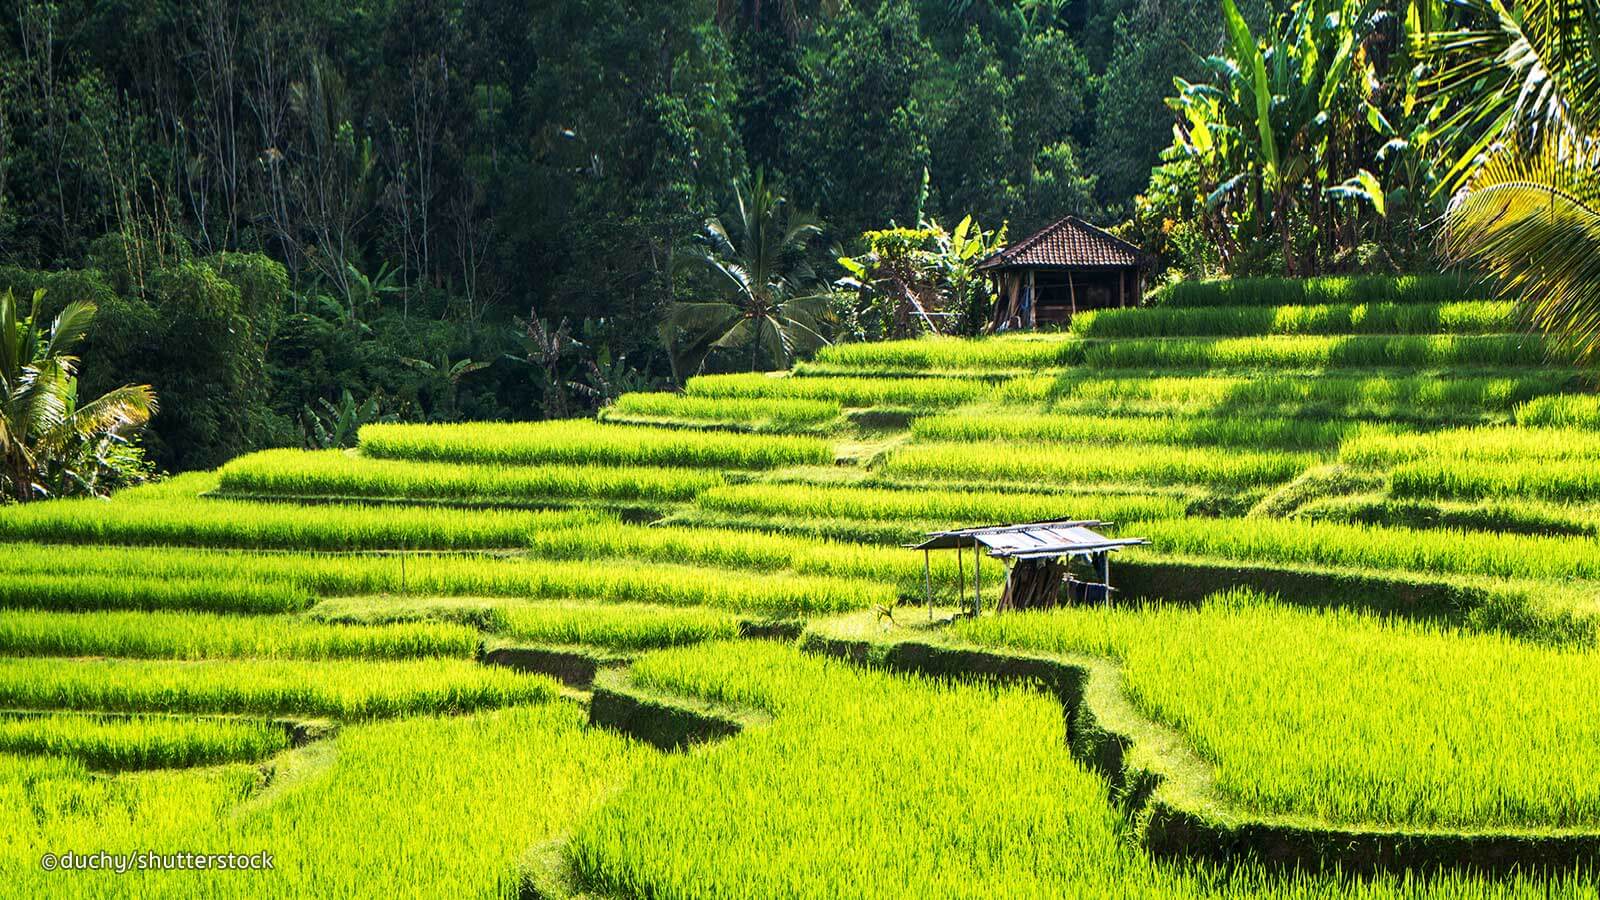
[0,289,157,502]
[660,172,832,379]
[1419,0,1600,363]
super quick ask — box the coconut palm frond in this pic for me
[1444,139,1600,362]
[1421,0,1600,187]
[36,384,159,456]
[41,301,97,363]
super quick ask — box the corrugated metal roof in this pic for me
[907,519,1149,557]
[975,215,1147,271]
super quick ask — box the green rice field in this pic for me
[18,275,1600,895]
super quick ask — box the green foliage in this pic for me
[1149,0,1441,276]
[834,215,1006,340]
[0,288,157,502]
[302,389,397,450]
[795,1,934,235]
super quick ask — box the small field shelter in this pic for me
[979,216,1151,329]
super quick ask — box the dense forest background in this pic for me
[0,0,1275,470]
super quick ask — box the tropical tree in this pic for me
[1418,0,1600,363]
[0,288,157,502]
[660,172,831,378]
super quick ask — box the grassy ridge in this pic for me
[1296,495,1600,538]
[1152,274,1480,308]
[0,543,893,615]
[358,419,832,468]
[218,449,721,504]
[814,335,1079,370]
[686,372,1002,407]
[572,641,1131,897]
[0,493,601,550]
[1517,394,1600,427]
[0,713,289,770]
[1069,301,1518,338]
[0,573,311,615]
[811,334,1546,374]
[600,393,842,430]
[1132,517,1600,582]
[1078,334,1548,370]
[1025,372,1570,422]
[1391,459,1600,504]
[914,410,1362,450]
[687,370,1569,423]
[309,597,743,650]
[0,609,477,660]
[1340,425,1600,467]
[0,657,557,718]
[696,482,1186,524]
[960,593,1600,828]
[496,603,742,650]
[885,441,1312,489]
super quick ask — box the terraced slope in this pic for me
[13,280,1600,894]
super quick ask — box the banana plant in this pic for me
[400,351,491,421]
[1167,0,1395,273]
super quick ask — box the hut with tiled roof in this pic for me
[977,216,1150,329]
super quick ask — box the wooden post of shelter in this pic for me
[973,540,981,616]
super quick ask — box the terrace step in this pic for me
[798,618,1600,876]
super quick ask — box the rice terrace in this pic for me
[6,0,1600,896]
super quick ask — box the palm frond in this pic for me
[1420,0,1600,187]
[35,384,159,456]
[42,301,97,363]
[1443,139,1600,362]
